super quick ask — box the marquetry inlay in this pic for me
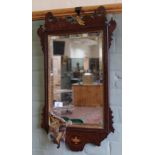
[71,136,81,144]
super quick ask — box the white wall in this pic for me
[32,13,122,155]
[32,0,122,11]
[70,44,99,58]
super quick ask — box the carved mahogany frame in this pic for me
[37,6,116,151]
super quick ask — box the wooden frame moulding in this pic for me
[32,3,122,21]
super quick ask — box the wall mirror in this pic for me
[37,6,116,151]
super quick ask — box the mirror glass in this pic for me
[48,31,104,128]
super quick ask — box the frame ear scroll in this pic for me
[108,18,117,48]
[37,25,46,53]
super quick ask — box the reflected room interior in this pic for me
[48,32,104,128]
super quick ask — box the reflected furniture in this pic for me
[72,83,103,107]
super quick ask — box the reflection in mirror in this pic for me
[48,32,104,128]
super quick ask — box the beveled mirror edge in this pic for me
[37,6,116,151]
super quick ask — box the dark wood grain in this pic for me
[37,6,116,151]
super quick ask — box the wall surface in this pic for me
[32,14,122,155]
[32,0,122,11]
